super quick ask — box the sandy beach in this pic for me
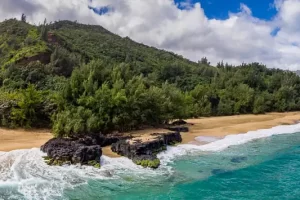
[182,112,300,144]
[0,128,53,152]
[1,112,300,156]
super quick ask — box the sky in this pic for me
[0,0,300,70]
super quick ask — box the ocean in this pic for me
[1,124,300,200]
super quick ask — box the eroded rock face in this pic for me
[41,138,102,166]
[111,132,182,168]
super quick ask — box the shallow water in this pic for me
[1,124,300,200]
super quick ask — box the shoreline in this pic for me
[1,112,300,155]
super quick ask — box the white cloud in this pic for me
[0,0,300,70]
[240,3,252,15]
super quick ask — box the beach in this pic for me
[1,112,300,199]
[182,112,300,143]
[0,128,52,152]
[1,112,300,154]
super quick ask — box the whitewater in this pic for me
[1,123,300,200]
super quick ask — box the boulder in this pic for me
[41,138,102,166]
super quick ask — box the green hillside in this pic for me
[48,20,217,89]
[0,18,299,137]
[0,19,49,67]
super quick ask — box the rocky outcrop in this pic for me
[41,131,181,169]
[74,133,131,147]
[41,138,102,167]
[166,126,189,132]
[40,134,130,167]
[111,132,182,168]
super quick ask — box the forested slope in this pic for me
[0,18,299,137]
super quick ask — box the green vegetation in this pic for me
[0,19,49,67]
[88,160,101,168]
[1,18,300,139]
[135,159,161,169]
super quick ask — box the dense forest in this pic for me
[0,17,300,138]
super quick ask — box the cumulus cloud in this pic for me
[0,0,300,70]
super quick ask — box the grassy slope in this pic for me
[0,19,49,67]
[0,20,216,87]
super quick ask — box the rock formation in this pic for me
[111,132,182,168]
[41,138,102,167]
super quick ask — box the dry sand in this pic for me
[183,112,300,144]
[0,128,52,152]
[103,112,300,156]
[1,112,300,156]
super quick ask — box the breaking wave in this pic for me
[1,123,300,199]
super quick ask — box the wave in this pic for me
[0,149,169,199]
[1,123,299,199]
[158,123,300,163]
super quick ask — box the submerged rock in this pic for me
[41,138,102,167]
[211,169,228,175]
[111,132,182,168]
[230,156,247,163]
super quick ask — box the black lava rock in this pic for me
[41,138,102,165]
[167,126,189,132]
[111,132,182,168]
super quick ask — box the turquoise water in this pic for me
[1,125,300,200]
[63,133,300,200]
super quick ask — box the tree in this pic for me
[233,84,254,114]
[199,57,210,65]
[10,84,43,127]
[189,84,212,117]
[21,14,26,23]
[40,18,48,41]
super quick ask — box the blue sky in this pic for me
[89,0,278,20]
[175,0,277,20]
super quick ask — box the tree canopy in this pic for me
[1,19,300,138]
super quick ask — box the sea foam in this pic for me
[158,123,300,163]
[0,149,168,199]
[1,123,300,199]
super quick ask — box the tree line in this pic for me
[0,19,300,138]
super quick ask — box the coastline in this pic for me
[182,112,300,144]
[1,112,300,155]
